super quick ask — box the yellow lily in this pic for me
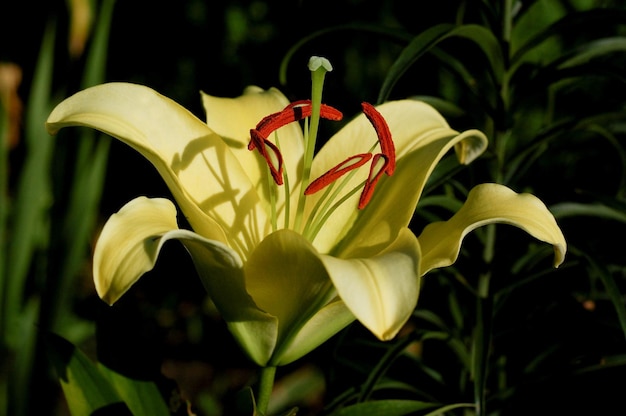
[46,58,565,367]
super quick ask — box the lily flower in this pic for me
[46,57,566,367]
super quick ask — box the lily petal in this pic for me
[181,234,278,367]
[201,86,302,167]
[308,100,487,255]
[341,128,486,256]
[201,87,306,220]
[275,298,354,366]
[329,122,487,259]
[93,196,179,304]
[244,230,340,354]
[417,183,567,275]
[46,83,267,257]
[94,196,277,366]
[320,228,421,341]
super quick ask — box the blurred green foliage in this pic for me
[2,0,626,415]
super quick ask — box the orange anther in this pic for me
[249,101,343,185]
[358,153,390,209]
[249,128,284,185]
[361,102,395,175]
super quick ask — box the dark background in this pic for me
[3,1,626,415]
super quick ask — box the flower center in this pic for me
[248,56,396,240]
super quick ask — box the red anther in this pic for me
[255,102,343,140]
[248,101,344,185]
[249,129,284,185]
[304,153,373,195]
[286,100,344,122]
[358,153,390,209]
[361,102,395,175]
[248,126,264,151]
[255,109,299,138]
[320,104,344,121]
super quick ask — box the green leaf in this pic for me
[47,0,115,344]
[554,37,626,70]
[99,364,170,416]
[423,403,476,415]
[550,202,626,223]
[82,0,116,88]
[331,400,473,416]
[583,253,626,341]
[331,400,436,416]
[3,20,56,346]
[509,1,567,63]
[46,333,170,416]
[45,333,128,415]
[378,23,504,103]
[503,110,626,184]
[510,8,626,66]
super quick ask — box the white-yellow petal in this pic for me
[180,235,278,367]
[93,196,181,304]
[240,229,355,365]
[418,183,567,276]
[308,100,487,255]
[275,299,354,366]
[94,195,278,366]
[332,125,487,259]
[320,228,421,341]
[244,230,336,340]
[201,86,306,228]
[46,83,268,257]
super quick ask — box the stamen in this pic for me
[359,153,390,209]
[304,153,372,195]
[284,100,343,122]
[249,128,284,185]
[254,101,342,140]
[248,57,399,238]
[301,102,396,210]
[249,101,343,186]
[361,102,395,174]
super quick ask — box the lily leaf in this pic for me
[46,332,170,416]
[550,201,626,223]
[378,23,504,103]
[581,251,626,341]
[330,400,473,416]
[45,333,129,415]
[509,8,626,73]
[553,37,626,70]
[99,364,170,416]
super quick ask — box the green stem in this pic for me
[473,290,492,416]
[358,334,417,402]
[502,0,513,43]
[0,82,8,344]
[256,366,277,415]
[473,224,497,415]
[500,0,513,125]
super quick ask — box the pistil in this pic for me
[294,56,334,232]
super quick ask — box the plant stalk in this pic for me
[256,366,277,415]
